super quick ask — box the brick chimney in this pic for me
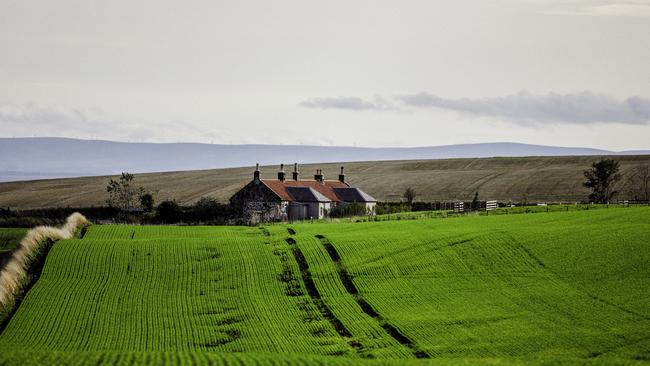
[278,164,286,181]
[314,169,324,182]
[338,166,345,183]
[253,163,260,180]
[292,163,299,181]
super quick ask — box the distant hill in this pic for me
[1,155,649,209]
[1,137,648,182]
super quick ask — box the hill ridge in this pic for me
[2,137,649,182]
[2,154,650,209]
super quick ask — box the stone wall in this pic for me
[229,179,284,224]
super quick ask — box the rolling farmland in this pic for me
[2,155,650,209]
[0,208,648,365]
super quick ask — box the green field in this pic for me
[0,208,648,365]
[0,228,27,266]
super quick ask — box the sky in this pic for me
[0,0,649,150]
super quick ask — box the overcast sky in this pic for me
[1,0,649,150]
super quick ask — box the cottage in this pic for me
[230,163,377,223]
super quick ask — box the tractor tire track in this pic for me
[284,237,363,355]
[315,234,430,359]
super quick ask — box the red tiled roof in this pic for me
[261,179,349,202]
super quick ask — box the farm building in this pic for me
[230,164,376,223]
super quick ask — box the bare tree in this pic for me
[627,163,650,202]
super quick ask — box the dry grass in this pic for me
[1,155,650,208]
[0,213,89,315]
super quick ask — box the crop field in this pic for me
[0,208,648,365]
[2,155,650,209]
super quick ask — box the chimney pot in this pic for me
[315,168,324,182]
[339,166,345,183]
[254,163,260,180]
[292,163,299,180]
[278,164,286,181]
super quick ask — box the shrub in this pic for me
[156,200,182,224]
[329,202,368,218]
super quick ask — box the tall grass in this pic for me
[0,213,89,318]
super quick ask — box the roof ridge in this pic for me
[260,178,343,182]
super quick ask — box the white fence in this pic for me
[486,200,498,211]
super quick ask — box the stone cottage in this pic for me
[230,163,377,223]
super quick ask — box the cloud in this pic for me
[299,96,394,111]
[528,0,650,17]
[0,103,100,134]
[396,91,650,125]
[0,103,200,142]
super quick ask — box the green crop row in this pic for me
[0,207,648,364]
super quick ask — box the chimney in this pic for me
[338,166,345,183]
[292,163,299,181]
[314,169,324,182]
[277,163,286,181]
[253,163,260,180]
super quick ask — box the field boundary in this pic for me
[315,234,430,359]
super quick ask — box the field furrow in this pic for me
[0,208,648,364]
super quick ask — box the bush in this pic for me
[188,197,234,224]
[156,201,182,224]
[329,202,368,218]
[376,202,411,215]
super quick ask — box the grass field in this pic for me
[0,228,27,266]
[0,208,648,365]
[1,155,650,209]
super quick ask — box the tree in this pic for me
[107,173,141,210]
[403,187,416,205]
[139,193,155,212]
[583,159,621,203]
[156,200,182,223]
[626,163,650,202]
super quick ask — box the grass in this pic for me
[0,228,27,259]
[0,207,647,365]
[291,208,650,361]
[1,155,650,209]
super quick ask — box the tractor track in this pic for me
[315,234,431,359]
[284,237,364,355]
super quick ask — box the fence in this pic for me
[486,200,498,211]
